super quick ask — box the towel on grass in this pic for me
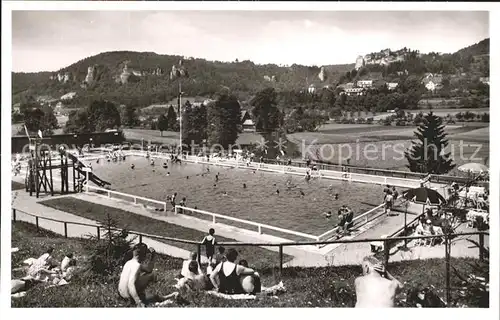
[205,281,286,300]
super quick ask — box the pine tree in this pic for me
[405,112,455,174]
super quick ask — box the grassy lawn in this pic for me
[40,197,292,269]
[12,221,487,308]
[12,181,25,191]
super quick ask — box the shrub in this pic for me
[82,214,135,283]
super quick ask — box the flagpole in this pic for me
[179,80,182,155]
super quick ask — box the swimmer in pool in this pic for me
[186,176,189,180]
[213,184,217,188]
[223,191,228,196]
[334,193,339,200]
[150,159,155,166]
[243,183,247,189]
[300,190,305,197]
[131,164,135,169]
[276,189,280,195]
[167,172,170,176]
[323,211,332,218]
[163,163,168,169]
[96,159,100,164]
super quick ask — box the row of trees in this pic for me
[179,92,241,148]
[16,99,59,135]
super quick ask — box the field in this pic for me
[39,197,290,268]
[290,122,489,172]
[88,156,385,237]
[12,221,487,308]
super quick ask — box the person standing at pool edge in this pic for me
[201,228,217,263]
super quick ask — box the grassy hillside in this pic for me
[12,221,487,308]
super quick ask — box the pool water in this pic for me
[91,156,386,237]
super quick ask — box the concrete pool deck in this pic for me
[12,183,485,268]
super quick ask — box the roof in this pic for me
[243,119,254,126]
[241,110,252,120]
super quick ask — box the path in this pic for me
[12,188,485,269]
[12,192,208,263]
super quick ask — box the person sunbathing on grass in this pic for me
[180,252,202,279]
[118,244,177,307]
[209,248,261,295]
[354,256,403,308]
[176,260,211,292]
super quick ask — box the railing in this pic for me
[12,207,488,306]
[175,205,318,241]
[86,185,167,212]
[317,203,387,243]
[125,150,433,189]
[265,158,488,186]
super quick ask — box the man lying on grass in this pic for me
[355,256,403,308]
[118,243,178,307]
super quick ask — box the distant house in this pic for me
[356,80,373,88]
[60,92,77,100]
[308,84,316,94]
[342,87,365,96]
[479,77,490,85]
[422,73,443,92]
[386,82,399,90]
[241,110,256,132]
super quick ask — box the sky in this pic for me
[12,11,489,73]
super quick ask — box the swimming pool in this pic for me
[89,155,386,238]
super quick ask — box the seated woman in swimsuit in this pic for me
[209,249,261,295]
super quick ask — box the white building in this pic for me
[356,80,373,88]
[308,84,316,94]
[386,83,398,90]
[342,88,365,96]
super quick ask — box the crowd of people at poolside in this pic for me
[116,226,411,308]
[14,224,452,308]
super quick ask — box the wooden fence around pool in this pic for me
[11,207,489,307]
[85,184,395,243]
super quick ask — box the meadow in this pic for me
[40,197,290,268]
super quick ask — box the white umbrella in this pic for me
[458,163,489,174]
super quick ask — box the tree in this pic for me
[182,101,207,145]
[22,101,59,135]
[87,99,121,132]
[64,109,92,133]
[166,105,178,131]
[251,87,281,132]
[405,112,455,174]
[207,92,241,149]
[121,101,140,128]
[157,114,168,137]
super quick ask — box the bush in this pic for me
[82,214,135,283]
